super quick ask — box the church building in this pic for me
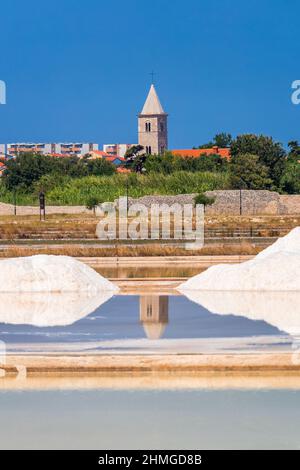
[138,84,168,155]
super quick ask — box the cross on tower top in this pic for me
[150,71,155,83]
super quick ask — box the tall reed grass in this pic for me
[0,171,230,206]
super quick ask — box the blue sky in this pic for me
[0,0,299,148]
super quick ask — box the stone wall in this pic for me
[127,191,300,215]
[205,190,281,215]
[278,195,300,215]
[1,190,300,216]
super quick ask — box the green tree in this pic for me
[213,133,232,148]
[124,145,146,172]
[194,193,216,211]
[280,160,300,194]
[230,134,285,188]
[191,153,229,172]
[195,132,232,149]
[124,145,144,160]
[86,196,101,215]
[2,153,60,190]
[84,158,116,176]
[229,153,272,190]
[144,152,174,174]
[280,142,300,193]
[2,153,116,191]
[144,152,229,174]
[287,141,300,161]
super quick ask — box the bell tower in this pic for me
[138,84,168,155]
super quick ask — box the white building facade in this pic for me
[0,142,98,158]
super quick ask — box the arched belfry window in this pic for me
[145,122,151,132]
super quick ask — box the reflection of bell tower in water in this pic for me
[140,295,169,340]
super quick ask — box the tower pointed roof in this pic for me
[140,84,166,115]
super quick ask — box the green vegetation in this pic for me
[230,134,285,188]
[47,171,229,205]
[86,196,101,215]
[0,171,229,206]
[229,153,272,190]
[2,153,116,191]
[195,132,232,149]
[279,141,300,194]
[144,151,229,174]
[1,133,300,206]
[194,193,216,209]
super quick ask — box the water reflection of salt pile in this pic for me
[179,227,300,291]
[183,290,300,337]
[0,291,114,327]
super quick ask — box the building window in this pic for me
[145,122,151,132]
[147,303,152,318]
[160,122,164,132]
[160,146,165,154]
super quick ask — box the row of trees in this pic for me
[125,134,300,194]
[2,153,116,192]
[2,133,300,195]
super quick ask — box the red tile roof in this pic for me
[117,167,131,173]
[171,147,230,159]
[106,156,125,162]
[47,153,65,157]
[90,150,111,158]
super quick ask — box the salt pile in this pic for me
[179,227,300,292]
[0,291,114,327]
[0,255,119,293]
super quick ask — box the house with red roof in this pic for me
[87,150,126,166]
[171,146,230,160]
[0,161,6,176]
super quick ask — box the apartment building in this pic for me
[103,143,135,158]
[1,142,98,158]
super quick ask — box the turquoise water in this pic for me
[0,389,299,449]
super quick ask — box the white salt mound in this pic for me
[0,255,119,293]
[179,227,300,292]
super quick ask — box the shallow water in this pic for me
[0,388,300,449]
[0,294,291,354]
[0,289,299,450]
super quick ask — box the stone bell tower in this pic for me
[138,84,168,155]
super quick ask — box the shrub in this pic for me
[194,193,216,207]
